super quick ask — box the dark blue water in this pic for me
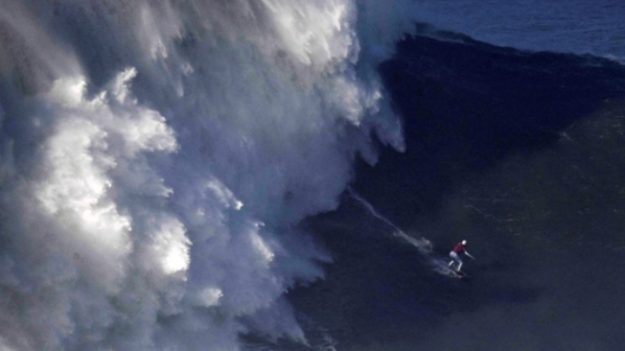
[283,11,625,351]
[412,0,625,60]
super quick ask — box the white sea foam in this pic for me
[0,1,417,350]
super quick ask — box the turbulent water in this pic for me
[2,1,625,351]
[0,1,416,350]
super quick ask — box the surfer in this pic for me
[448,240,475,272]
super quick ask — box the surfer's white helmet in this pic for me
[461,240,467,245]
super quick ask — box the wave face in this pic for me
[299,30,625,351]
[0,1,415,350]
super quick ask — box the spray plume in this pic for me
[0,0,419,350]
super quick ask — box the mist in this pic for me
[0,1,416,350]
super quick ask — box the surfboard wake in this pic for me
[347,188,465,278]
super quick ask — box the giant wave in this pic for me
[0,1,417,350]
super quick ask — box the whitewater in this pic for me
[0,1,417,350]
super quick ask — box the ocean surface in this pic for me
[289,1,625,350]
[0,1,624,350]
[291,33,625,351]
[411,0,625,60]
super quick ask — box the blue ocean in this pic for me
[0,1,624,350]
[412,0,625,60]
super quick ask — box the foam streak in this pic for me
[347,188,459,277]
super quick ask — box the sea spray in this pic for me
[347,187,432,254]
[0,1,419,349]
[347,188,460,276]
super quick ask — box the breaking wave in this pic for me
[0,1,416,350]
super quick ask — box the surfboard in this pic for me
[432,258,470,279]
[442,266,469,279]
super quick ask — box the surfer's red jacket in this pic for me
[452,242,466,254]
